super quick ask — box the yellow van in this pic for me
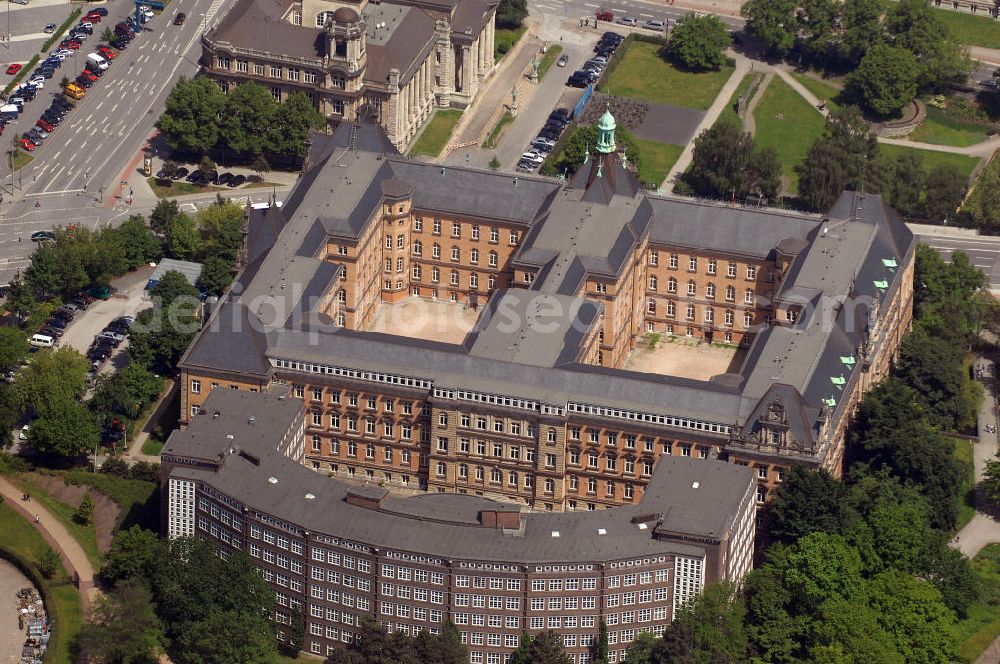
[64,83,85,100]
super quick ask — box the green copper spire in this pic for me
[595,103,616,154]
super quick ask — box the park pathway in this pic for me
[660,52,752,191]
[0,477,98,613]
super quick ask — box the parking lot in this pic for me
[0,1,85,74]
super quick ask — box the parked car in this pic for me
[228,174,247,187]
[615,16,637,26]
[595,9,613,21]
[173,167,189,180]
[5,63,21,75]
[643,19,665,30]
[43,23,56,33]
[18,138,36,151]
[567,73,590,88]
[30,230,55,242]
[556,53,568,68]
[174,11,186,24]
[90,7,108,16]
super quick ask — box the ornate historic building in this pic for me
[201,0,496,147]
[177,111,915,514]
[162,388,758,662]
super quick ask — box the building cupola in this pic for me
[595,104,617,154]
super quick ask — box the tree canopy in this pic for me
[686,120,782,202]
[663,13,731,71]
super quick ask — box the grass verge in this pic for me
[538,45,563,80]
[13,475,101,571]
[934,7,1000,49]
[146,177,223,198]
[788,71,844,113]
[42,8,83,54]
[483,112,514,149]
[599,40,734,110]
[4,55,39,95]
[957,544,1000,662]
[141,438,164,456]
[715,72,757,128]
[633,138,683,188]
[0,501,83,664]
[954,436,976,531]
[65,469,158,532]
[879,143,980,180]
[409,109,462,157]
[12,150,35,171]
[910,105,992,148]
[752,76,826,194]
[495,26,526,63]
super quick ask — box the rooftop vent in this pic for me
[268,476,278,484]
[305,493,315,500]
[550,530,560,538]
[637,523,648,530]
[226,434,234,440]
[248,416,256,425]
[213,411,221,419]
[692,481,700,489]
[597,528,607,536]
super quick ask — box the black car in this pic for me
[90,7,108,16]
[173,167,189,180]
[39,326,63,339]
[567,74,589,88]
[41,114,62,126]
[75,76,94,88]
[53,99,72,110]
[228,174,247,187]
[217,172,234,185]
[601,31,623,42]
[110,39,127,50]
[549,108,570,121]
[84,63,104,76]
[46,317,68,329]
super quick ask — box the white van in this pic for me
[29,334,54,348]
[86,53,108,71]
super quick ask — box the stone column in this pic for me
[461,45,471,94]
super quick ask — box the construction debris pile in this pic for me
[14,586,49,664]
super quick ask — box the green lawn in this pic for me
[483,112,514,150]
[538,45,563,80]
[715,73,757,128]
[141,438,165,456]
[14,476,102,571]
[957,544,1000,662]
[634,138,683,188]
[410,109,462,157]
[752,76,827,194]
[12,150,35,171]
[909,106,992,148]
[64,469,159,532]
[495,26,526,62]
[933,7,1000,49]
[878,143,980,180]
[788,71,844,113]
[599,40,735,111]
[954,436,977,531]
[0,502,83,664]
[147,177,222,199]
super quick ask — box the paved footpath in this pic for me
[0,477,98,614]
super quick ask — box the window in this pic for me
[725,309,734,326]
[666,301,675,317]
[648,276,657,291]
[432,243,441,259]
[687,280,696,296]
[414,218,423,231]
[649,250,658,266]
[688,257,697,271]
[747,265,757,280]
[726,285,735,301]
[706,283,715,298]
[686,304,695,320]
[704,308,713,323]
[667,277,677,293]
[489,251,498,267]
[744,289,755,305]
[432,267,440,282]
[452,222,461,238]
[744,312,753,328]
[433,219,442,234]
[470,248,479,264]
[253,63,265,76]
[669,253,678,269]
[490,227,499,242]
[728,261,737,277]
[509,231,519,245]
[451,247,460,262]
[191,380,201,394]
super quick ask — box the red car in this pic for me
[18,138,36,151]
[97,47,117,59]
[36,119,54,132]
[79,69,97,82]
[60,41,81,50]
[5,63,21,75]
[596,9,613,20]
[85,13,102,22]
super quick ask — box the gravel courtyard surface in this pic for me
[0,559,34,664]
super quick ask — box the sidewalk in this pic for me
[121,378,177,465]
[953,357,1000,558]
[661,51,752,192]
[0,476,98,614]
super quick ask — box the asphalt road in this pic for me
[534,0,744,29]
[0,0,231,284]
[916,234,1000,292]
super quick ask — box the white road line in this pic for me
[111,102,118,113]
[40,168,65,193]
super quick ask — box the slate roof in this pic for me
[167,390,757,561]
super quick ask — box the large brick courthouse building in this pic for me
[164,111,915,659]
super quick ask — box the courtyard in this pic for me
[622,334,742,382]
[365,297,481,344]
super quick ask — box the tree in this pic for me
[489,155,501,171]
[150,199,181,237]
[592,620,609,664]
[172,609,278,664]
[102,525,162,587]
[656,583,748,664]
[198,155,218,180]
[11,347,89,416]
[847,45,920,118]
[111,215,163,269]
[38,547,61,579]
[866,570,959,663]
[286,605,305,656]
[24,241,62,298]
[840,0,885,67]
[76,580,165,664]
[414,621,468,664]
[0,327,29,373]
[165,212,200,260]
[741,0,797,54]
[59,75,69,90]
[687,120,782,202]
[885,0,972,90]
[5,275,35,322]
[895,329,980,431]
[496,0,528,28]
[101,27,116,42]
[27,395,100,458]
[160,160,179,181]
[920,164,966,222]
[150,270,200,310]
[75,493,95,525]
[664,13,731,71]
[797,0,839,61]
[882,150,925,217]
[509,631,572,664]
[197,199,245,261]
[130,271,201,373]
[90,361,164,422]
[766,466,850,544]
[221,82,279,157]
[797,106,878,211]
[269,91,325,161]
[623,632,655,664]
[196,256,234,297]
[157,77,227,154]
